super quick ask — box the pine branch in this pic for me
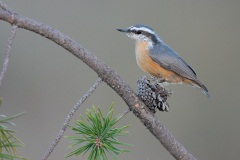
[0,25,17,88]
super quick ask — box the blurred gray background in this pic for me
[0,0,240,159]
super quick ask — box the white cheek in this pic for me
[126,33,135,39]
[126,34,153,49]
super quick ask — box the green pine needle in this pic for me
[0,110,26,160]
[66,104,132,160]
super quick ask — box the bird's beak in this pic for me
[116,28,128,33]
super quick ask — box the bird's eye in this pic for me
[136,30,142,34]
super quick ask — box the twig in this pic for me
[118,108,130,121]
[41,77,102,160]
[0,0,14,13]
[0,2,197,160]
[0,25,17,88]
[114,108,130,127]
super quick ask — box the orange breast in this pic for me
[135,41,184,83]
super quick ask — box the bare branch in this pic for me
[0,0,14,13]
[119,108,130,119]
[0,2,197,160]
[0,25,17,88]
[41,77,102,160]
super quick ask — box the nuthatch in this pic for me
[117,24,210,98]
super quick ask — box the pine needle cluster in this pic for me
[0,99,25,160]
[66,105,132,160]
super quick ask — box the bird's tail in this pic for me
[185,79,211,99]
[201,88,211,99]
[195,81,211,99]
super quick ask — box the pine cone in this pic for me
[137,76,172,113]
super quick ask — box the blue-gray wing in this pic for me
[149,42,210,97]
[149,42,198,82]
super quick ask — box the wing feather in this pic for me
[149,42,209,97]
[150,43,198,80]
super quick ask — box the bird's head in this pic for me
[117,24,161,45]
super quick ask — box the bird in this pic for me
[117,24,210,98]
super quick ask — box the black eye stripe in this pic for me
[131,30,142,34]
[130,29,154,39]
[136,30,142,34]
